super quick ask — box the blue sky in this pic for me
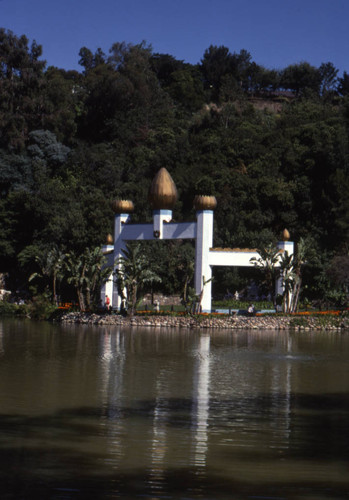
[1,0,348,75]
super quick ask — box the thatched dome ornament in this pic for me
[148,168,178,210]
[111,199,134,214]
[282,228,290,241]
[193,195,217,211]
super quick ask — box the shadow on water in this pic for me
[1,445,348,500]
[0,392,348,499]
[1,461,349,500]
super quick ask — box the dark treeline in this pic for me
[0,28,348,304]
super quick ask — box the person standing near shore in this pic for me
[248,304,256,316]
[105,295,110,311]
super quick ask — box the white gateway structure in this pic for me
[101,168,294,312]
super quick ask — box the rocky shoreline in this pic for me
[59,312,349,331]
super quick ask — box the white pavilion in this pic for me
[101,168,293,312]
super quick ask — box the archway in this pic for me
[101,168,293,312]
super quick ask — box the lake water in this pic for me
[0,318,348,499]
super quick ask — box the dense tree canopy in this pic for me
[0,28,348,305]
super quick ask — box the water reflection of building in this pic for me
[149,372,169,497]
[99,328,126,468]
[191,334,211,469]
[270,334,293,449]
[98,331,212,478]
[97,329,298,491]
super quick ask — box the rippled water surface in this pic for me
[0,318,348,499]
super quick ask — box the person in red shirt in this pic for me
[105,295,110,311]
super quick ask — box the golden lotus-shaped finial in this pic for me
[148,168,178,210]
[193,195,217,211]
[111,199,134,214]
[282,228,290,241]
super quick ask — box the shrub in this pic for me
[27,295,57,320]
[289,317,310,328]
[0,300,28,316]
[0,301,18,315]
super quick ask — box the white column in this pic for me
[275,240,294,297]
[113,213,131,309]
[153,209,172,239]
[195,210,214,312]
[100,244,114,307]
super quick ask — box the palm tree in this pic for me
[250,243,280,306]
[114,243,161,316]
[180,260,195,313]
[26,245,65,305]
[65,252,87,311]
[289,237,308,312]
[278,250,295,312]
[271,237,309,313]
[83,247,111,310]
[65,247,111,311]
